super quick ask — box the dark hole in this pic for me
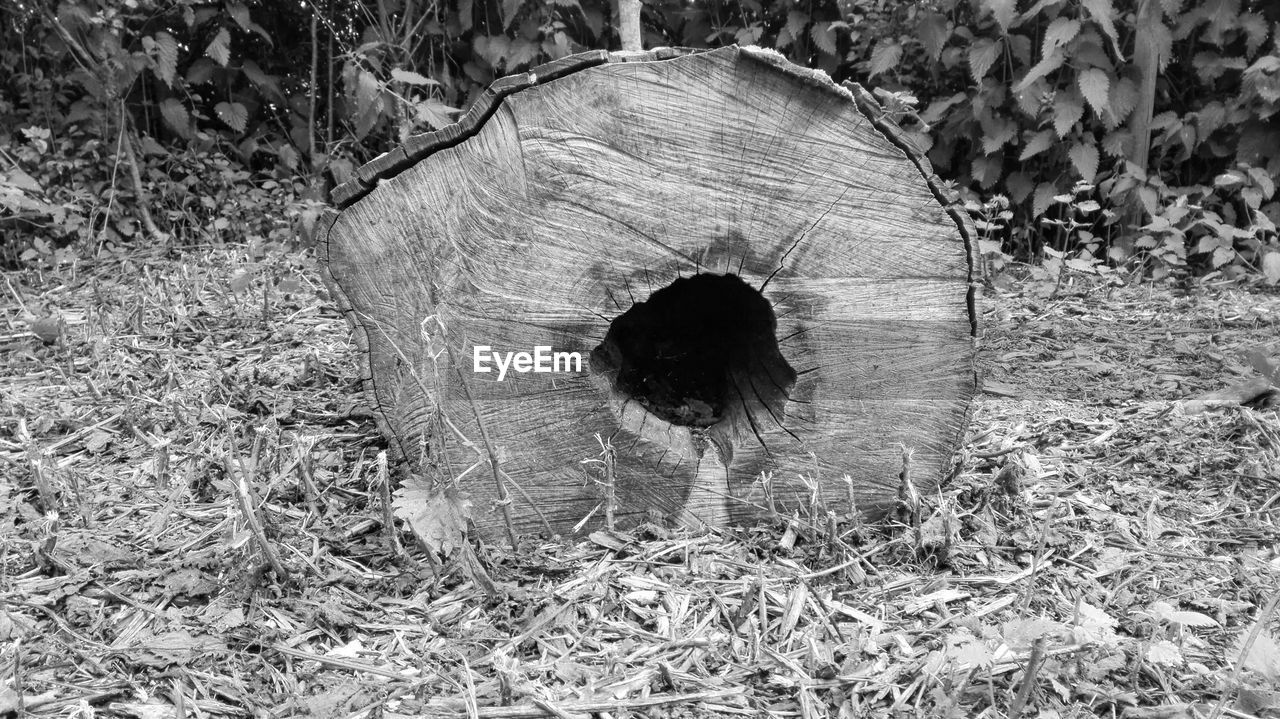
[591,273,796,430]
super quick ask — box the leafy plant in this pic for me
[5,0,1279,281]
[908,0,1279,276]
[612,0,1280,279]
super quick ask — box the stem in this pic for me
[442,340,519,548]
[224,453,292,580]
[326,0,335,150]
[616,0,643,51]
[1127,0,1160,234]
[1007,637,1046,718]
[120,120,167,244]
[308,9,318,163]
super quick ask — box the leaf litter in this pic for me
[1,247,1279,718]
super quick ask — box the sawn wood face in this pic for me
[320,46,981,538]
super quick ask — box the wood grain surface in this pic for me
[321,45,980,538]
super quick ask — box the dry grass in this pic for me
[2,242,1280,719]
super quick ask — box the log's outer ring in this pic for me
[315,206,404,455]
[327,44,982,340]
[322,44,983,481]
[840,80,984,483]
[330,47,706,209]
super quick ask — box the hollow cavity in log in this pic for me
[590,273,797,440]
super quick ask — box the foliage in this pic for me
[634,0,1280,280]
[1,1,310,262]
[0,115,300,265]
[0,0,619,263]
[868,0,1280,279]
[3,0,1280,281]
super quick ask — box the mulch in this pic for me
[2,243,1278,718]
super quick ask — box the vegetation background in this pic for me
[2,0,1279,283]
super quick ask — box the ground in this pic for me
[1,241,1279,719]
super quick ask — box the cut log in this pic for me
[319,46,981,538]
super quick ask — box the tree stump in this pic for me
[319,46,980,538]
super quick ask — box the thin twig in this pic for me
[438,330,518,548]
[272,644,414,681]
[224,452,292,580]
[428,690,741,718]
[1007,636,1046,718]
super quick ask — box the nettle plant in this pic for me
[862,0,1280,280]
[968,184,1119,293]
[6,0,1278,280]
